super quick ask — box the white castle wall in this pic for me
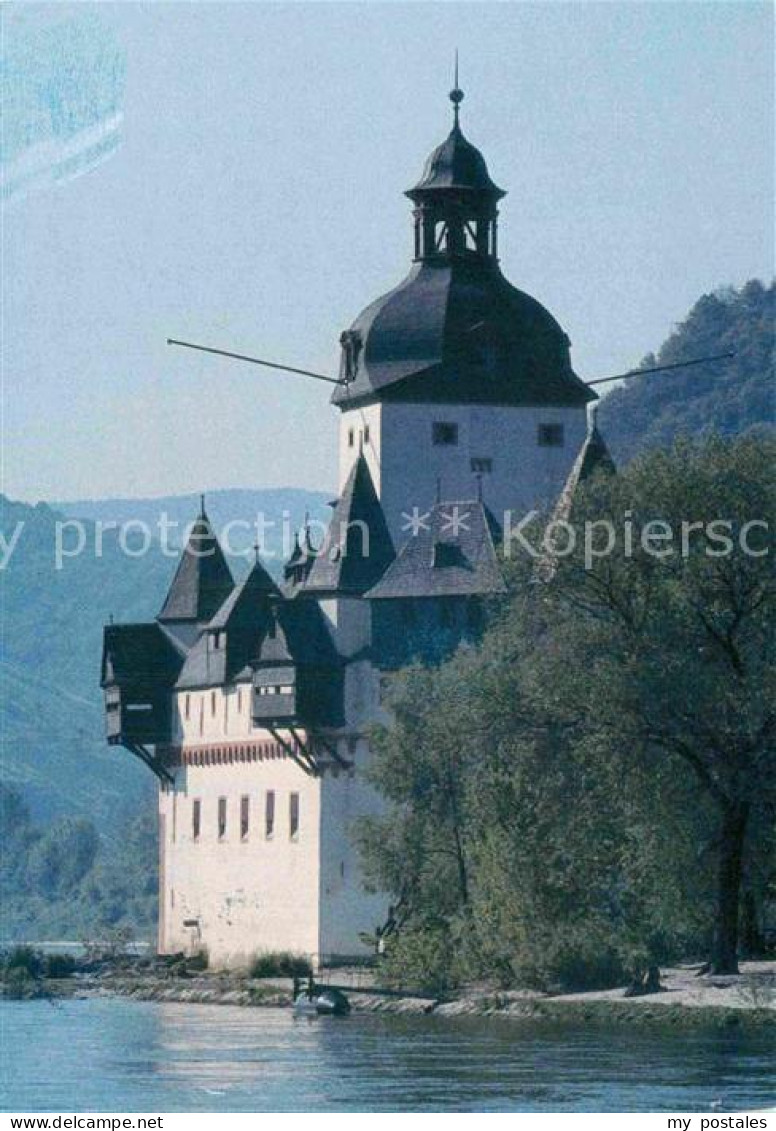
[339,401,588,544]
[159,753,321,966]
[158,683,388,967]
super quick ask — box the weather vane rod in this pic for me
[166,338,346,386]
[587,351,735,387]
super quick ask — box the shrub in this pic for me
[186,948,209,972]
[249,951,312,979]
[378,924,460,996]
[3,945,42,979]
[43,953,77,979]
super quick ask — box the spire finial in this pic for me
[449,50,464,127]
[199,493,206,516]
[253,541,260,564]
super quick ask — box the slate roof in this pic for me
[101,622,184,689]
[208,556,279,630]
[255,598,342,669]
[366,500,507,600]
[304,455,395,594]
[552,413,616,528]
[158,508,234,623]
[331,260,595,410]
[407,123,505,199]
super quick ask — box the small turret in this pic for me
[157,497,234,633]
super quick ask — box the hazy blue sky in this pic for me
[4,1,773,503]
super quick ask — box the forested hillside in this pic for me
[598,280,773,463]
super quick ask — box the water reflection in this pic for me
[1,1000,774,1113]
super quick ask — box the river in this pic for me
[1,999,774,1112]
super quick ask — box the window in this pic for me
[432,422,458,446]
[348,427,355,448]
[240,795,250,840]
[289,792,300,840]
[211,691,217,717]
[538,423,565,448]
[265,790,275,838]
[470,457,493,474]
[364,424,370,445]
[213,631,225,650]
[218,797,227,840]
[184,694,191,721]
[192,799,201,841]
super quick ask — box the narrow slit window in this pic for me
[218,797,227,840]
[184,694,191,720]
[211,691,217,717]
[240,795,250,840]
[265,790,275,838]
[470,457,493,474]
[364,424,370,445]
[348,427,355,448]
[289,792,300,840]
[192,798,201,842]
[538,423,565,448]
[432,422,458,446]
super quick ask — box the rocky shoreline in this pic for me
[3,957,775,1030]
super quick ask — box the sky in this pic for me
[3,1,773,503]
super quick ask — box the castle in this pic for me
[101,85,611,968]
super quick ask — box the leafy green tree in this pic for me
[361,435,774,987]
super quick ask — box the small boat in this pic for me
[293,981,351,1017]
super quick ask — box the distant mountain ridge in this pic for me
[54,487,333,566]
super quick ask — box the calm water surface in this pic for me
[1,999,774,1113]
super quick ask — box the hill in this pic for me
[598,279,774,463]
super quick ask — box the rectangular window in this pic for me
[364,424,370,445]
[289,792,300,840]
[265,790,275,838]
[432,422,458,446]
[538,423,565,447]
[192,798,201,841]
[211,691,217,716]
[240,795,250,840]
[184,694,191,720]
[470,457,493,473]
[218,797,227,840]
[348,427,355,448]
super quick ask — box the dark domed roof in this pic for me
[407,123,505,199]
[331,261,595,409]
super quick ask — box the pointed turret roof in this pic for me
[553,410,616,526]
[157,501,234,623]
[208,554,278,630]
[304,455,394,594]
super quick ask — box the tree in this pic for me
[512,433,775,973]
[361,434,774,985]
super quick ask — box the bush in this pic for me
[186,948,208,972]
[378,924,460,996]
[3,945,42,979]
[249,951,312,979]
[43,953,77,979]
